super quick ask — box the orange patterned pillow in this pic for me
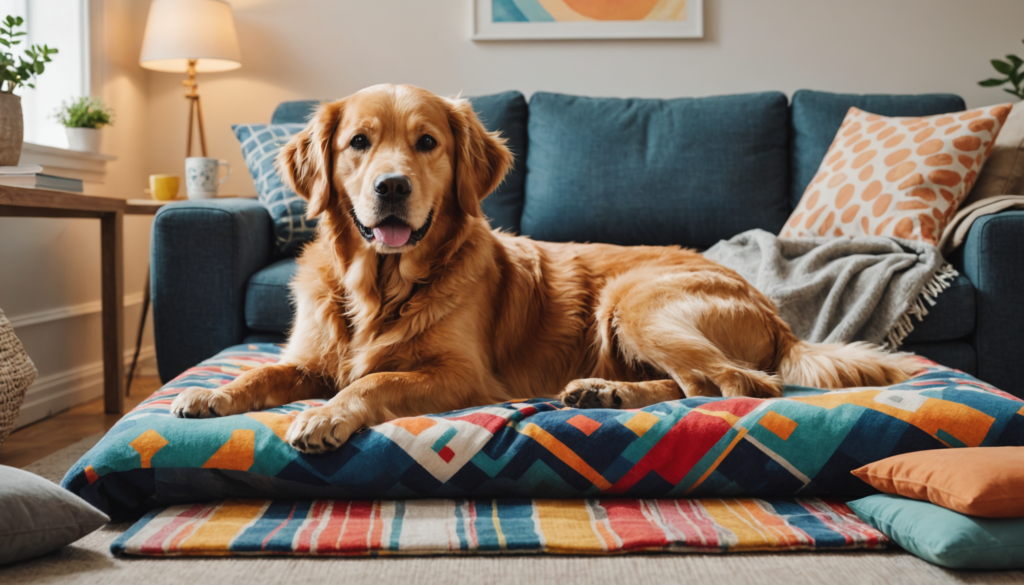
[783,103,1013,245]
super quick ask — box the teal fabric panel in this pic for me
[790,90,965,208]
[959,210,1024,398]
[849,495,1024,569]
[267,93,529,234]
[270,101,318,124]
[521,92,792,248]
[151,199,274,382]
[245,258,298,333]
[470,91,529,234]
[902,273,974,343]
[901,342,975,376]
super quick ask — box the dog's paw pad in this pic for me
[169,388,234,419]
[560,379,623,409]
[285,408,358,454]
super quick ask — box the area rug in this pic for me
[112,497,886,557]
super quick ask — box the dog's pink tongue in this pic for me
[373,223,412,247]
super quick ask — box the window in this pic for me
[0,0,89,148]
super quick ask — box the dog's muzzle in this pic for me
[351,208,434,248]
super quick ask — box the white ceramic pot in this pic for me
[0,93,23,166]
[66,127,101,153]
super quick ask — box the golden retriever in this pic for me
[170,84,917,453]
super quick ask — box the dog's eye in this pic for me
[350,134,370,150]
[416,134,437,152]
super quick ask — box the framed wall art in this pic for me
[473,0,703,41]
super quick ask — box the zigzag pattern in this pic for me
[63,343,1024,519]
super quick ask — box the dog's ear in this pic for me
[277,100,344,219]
[447,98,514,218]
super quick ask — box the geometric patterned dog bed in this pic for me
[62,344,1024,520]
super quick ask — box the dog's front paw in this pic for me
[170,387,238,418]
[285,406,361,454]
[560,378,624,409]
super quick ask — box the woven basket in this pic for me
[0,307,36,447]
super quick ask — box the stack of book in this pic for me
[0,165,83,192]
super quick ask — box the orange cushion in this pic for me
[852,447,1024,518]
[782,103,1013,244]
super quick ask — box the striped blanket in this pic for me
[113,497,887,556]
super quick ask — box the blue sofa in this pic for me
[151,90,1024,396]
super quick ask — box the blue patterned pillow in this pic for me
[232,124,316,255]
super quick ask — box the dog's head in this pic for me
[277,84,513,254]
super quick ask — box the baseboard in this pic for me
[14,345,157,429]
[7,291,146,329]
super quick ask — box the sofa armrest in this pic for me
[151,199,274,382]
[956,209,1024,397]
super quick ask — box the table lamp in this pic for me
[139,0,242,157]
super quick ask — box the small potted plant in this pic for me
[55,96,114,153]
[0,15,57,165]
[979,39,1024,100]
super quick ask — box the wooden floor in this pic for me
[0,376,160,468]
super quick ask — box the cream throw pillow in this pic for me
[939,100,1024,253]
[783,103,1012,245]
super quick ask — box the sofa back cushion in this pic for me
[521,92,791,249]
[269,91,529,234]
[790,90,966,209]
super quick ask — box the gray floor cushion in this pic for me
[0,464,109,565]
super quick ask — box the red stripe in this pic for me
[610,414,733,493]
[314,501,352,553]
[335,501,376,553]
[601,499,668,551]
[294,500,330,553]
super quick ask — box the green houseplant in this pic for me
[55,97,114,153]
[979,39,1024,100]
[0,15,57,165]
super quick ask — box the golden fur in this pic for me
[170,84,918,453]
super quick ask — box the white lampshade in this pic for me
[139,0,242,73]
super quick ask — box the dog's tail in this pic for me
[777,340,920,389]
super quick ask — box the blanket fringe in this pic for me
[882,263,959,351]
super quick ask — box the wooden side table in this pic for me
[0,186,127,414]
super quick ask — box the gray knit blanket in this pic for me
[703,229,957,348]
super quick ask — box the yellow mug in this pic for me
[147,174,180,201]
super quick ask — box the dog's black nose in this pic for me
[374,173,412,201]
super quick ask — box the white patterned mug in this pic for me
[185,157,231,199]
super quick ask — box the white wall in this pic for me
[4,0,1024,428]
[145,0,1024,198]
[0,0,155,428]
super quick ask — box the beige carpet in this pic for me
[2,435,1023,584]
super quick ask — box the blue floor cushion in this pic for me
[62,344,1024,519]
[850,494,1024,569]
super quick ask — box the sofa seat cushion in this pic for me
[790,90,966,209]
[902,272,975,344]
[902,342,975,376]
[522,91,792,249]
[62,344,1024,520]
[245,258,298,333]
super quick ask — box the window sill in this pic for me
[18,142,117,185]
